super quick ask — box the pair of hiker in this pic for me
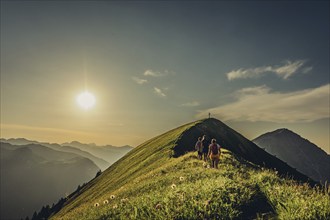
[195,135,221,169]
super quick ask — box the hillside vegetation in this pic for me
[50,119,330,220]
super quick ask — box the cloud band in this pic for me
[197,84,330,123]
[226,60,311,80]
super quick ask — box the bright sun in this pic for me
[76,91,96,110]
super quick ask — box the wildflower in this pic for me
[110,195,116,199]
[121,198,129,203]
[179,176,185,181]
[171,183,177,189]
[179,193,185,201]
[203,162,207,167]
[94,202,100,207]
[113,204,118,209]
[155,203,162,210]
[103,200,109,204]
[207,165,211,169]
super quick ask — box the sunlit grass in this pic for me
[51,150,330,220]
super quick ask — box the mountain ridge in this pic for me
[254,128,329,155]
[1,138,133,170]
[0,138,132,149]
[44,118,330,220]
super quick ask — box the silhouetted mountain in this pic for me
[0,137,33,145]
[61,141,133,165]
[1,139,105,170]
[0,142,100,220]
[1,138,133,169]
[50,145,109,170]
[253,128,330,183]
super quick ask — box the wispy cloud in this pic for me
[154,87,166,97]
[181,101,200,107]
[132,77,148,84]
[138,70,175,97]
[274,60,306,79]
[302,66,313,74]
[197,84,330,123]
[226,60,310,80]
[144,70,164,77]
[144,69,175,77]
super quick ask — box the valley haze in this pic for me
[0,139,133,220]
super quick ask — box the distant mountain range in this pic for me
[253,128,330,183]
[61,140,133,167]
[0,139,133,220]
[0,142,99,220]
[1,138,133,170]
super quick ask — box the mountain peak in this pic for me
[272,128,299,136]
[275,128,291,133]
[254,128,310,145]
[69,141,83,145]
[253,129,330,183]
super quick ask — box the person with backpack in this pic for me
[208,139,221,169]
[201,135,210,162]
[195,137,203,160]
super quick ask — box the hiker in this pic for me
[195,137,203,160]
[208,139,221,169]
[201,135,210,161]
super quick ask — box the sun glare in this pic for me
[77,91,96,110]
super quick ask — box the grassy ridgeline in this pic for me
[51,120,330,219]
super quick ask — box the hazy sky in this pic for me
[1,1,329,153]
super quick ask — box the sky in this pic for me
[1,1,329,153]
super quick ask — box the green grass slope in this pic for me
[50,119,329,220]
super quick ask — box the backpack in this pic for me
[202,140,209,153]
[210,144,219,155]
